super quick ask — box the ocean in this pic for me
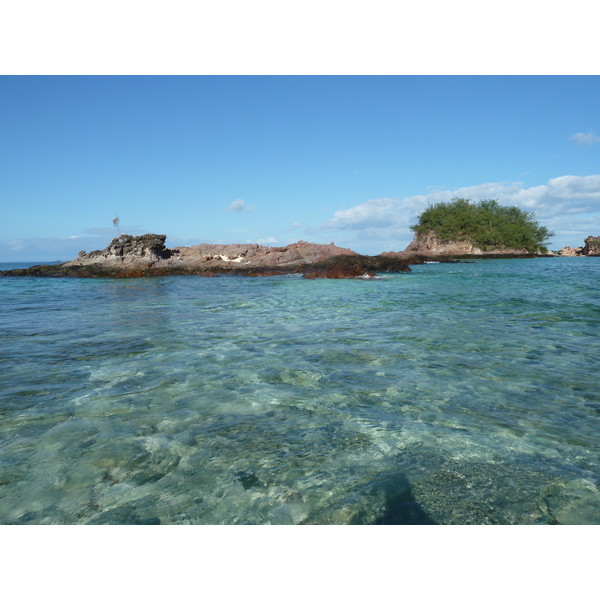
[1,258,599,524]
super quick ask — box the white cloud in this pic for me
[227,199,254,213]
[320,175,600,252]
[571,132,600,146]
[545,175,600,198]
[322,198,404,230]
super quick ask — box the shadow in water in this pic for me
[353,472,438,525]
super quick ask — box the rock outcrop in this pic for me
[73,234,173,264]
[404,231,484,255]
[557,237,600,256]
[168,240,358,269]
[1,234,411,278]
[583,236,600,256]
[557,246,584,256]
[404,230,533,256]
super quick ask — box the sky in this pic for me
[1,75,600,261]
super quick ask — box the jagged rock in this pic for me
[169,240,358,268]
[583,236,600,256]
[558,246,584,256]
[74,234,172,263]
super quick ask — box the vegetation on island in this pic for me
[410,198,554,253]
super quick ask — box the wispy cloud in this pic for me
[227,199,254,213]
[245,237,278,245]
[570,132,600,146]
[0,236,107,262]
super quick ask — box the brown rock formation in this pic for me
[556,236,600,256]
[583,236,600,256]
[169,239,358,269]
[404,231,484,255]
[404,230,532,256]
[1,235,411,278]
[557,246,583,256]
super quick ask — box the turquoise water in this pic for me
[1,258,599,524]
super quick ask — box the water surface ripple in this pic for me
[1,258,599,524]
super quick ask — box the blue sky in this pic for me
[1,75,600,260]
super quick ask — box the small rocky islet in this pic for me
[556,236,600,256]
[0,234,410,279]
[2,232,599,279]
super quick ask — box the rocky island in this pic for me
[557,236,600,256]
[400,197,555,259]
[0,234,412,278]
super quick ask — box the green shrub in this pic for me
[410,198,553,253]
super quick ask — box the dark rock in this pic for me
[235,470,263,490]
[78,233,172,261]
[199,271,218,277]
[242,269,286,277]
[302,264,377,279]
[309,254,411,273]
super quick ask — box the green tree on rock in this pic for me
[410,198,553,253]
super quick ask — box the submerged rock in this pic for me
[235,470,264,490]
[302,263,377,279]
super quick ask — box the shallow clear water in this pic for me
[1,258,599,524]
